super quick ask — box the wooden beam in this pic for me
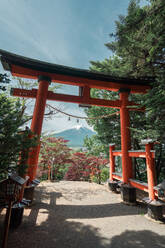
[11,88,122,108]
[11,88,144,110]
[129,178,158,197]
[112,173,122,181]
[112,150,155,158]
[113,151,122,156]
[11,88,37,98]
[128,150,155,158]
[11,65,150,94]
[111,176,158,196]
[129,179,149,192]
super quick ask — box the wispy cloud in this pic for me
[0,0,75,65]
[0,0,139,132]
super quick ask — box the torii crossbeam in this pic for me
[0,49,152,184]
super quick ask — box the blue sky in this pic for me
[0,0,147,133]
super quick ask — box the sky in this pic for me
[0,0,147,133]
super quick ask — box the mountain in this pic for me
[52,126,96,147]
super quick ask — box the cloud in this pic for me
[0,0,76,65]
[0,0,138,132]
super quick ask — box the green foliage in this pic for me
[84,90,121,155]
[0,73,10,91]
[8,78,62,125]
[84,135,107,157]
[85,0,165,182]
[0,94,37,180]
[92,167,109,183]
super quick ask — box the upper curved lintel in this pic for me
[0,49,153,92]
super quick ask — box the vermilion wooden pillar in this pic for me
[145,143,157,200]
[119,89,133,183]
[28,75,51,181]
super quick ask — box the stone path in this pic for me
[1,181,165,248]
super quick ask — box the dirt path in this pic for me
[2,181,165,247]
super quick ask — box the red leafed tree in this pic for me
[64,152,108,183]
[39,137,72,180]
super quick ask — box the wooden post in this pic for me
[119,89,132,183]
[48,165,51,181]
[2,201,12,248]
[28,76,51,181]
[145,142,157,201]
[109,144,115,181]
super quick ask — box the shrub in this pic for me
[64,152,108,183]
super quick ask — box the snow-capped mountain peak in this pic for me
[51,126,96,147]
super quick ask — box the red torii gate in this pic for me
[0,49,152,199]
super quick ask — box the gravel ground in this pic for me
[1,181,165,248]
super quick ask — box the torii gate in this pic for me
[0,49,151,198]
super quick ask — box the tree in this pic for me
[0,94,37,180]
[0,75,66,180]
[12,78,62,124]
[85,0,165,182]
[64,152,108,183]
[0,73,10,91]
[39,138,109,183]
[84,135,106,157]
[39,137,72,180]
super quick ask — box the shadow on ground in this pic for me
[110,230,165,248]
[1,185,165,248]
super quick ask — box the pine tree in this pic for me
[85,0,165,182]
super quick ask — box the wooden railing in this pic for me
[109,141,157,200]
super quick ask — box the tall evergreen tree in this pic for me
[85,0,165,182]
[0,94,37,180]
